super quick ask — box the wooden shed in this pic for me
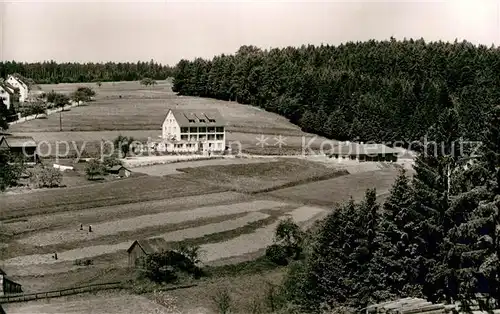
[127,238,170,268]
[329,142,398,162]
[107,165,131,178]
[0,135,39,164]
[0,268,22,296]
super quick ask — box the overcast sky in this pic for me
[1,0,499,65]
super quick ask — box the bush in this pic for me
[211,287,232,314]
[73,259,93,266]
[265,244,289,266]
[138,249,203,283]
[85,159,106,180]
[28,166,62,188]
[71,87,96,102]
[102,156,122,168]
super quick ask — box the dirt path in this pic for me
[17,200,287,247]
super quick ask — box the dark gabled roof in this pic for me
[108,165,128,171]
[0,136,9,149]
[127,238,170,254]
[167,109,226,127]
[0,82,17,95]
[7,74,28,88]
[330,142,398,156]
[4,136,37,148]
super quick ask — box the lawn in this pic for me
[268,168,401,206]
[177,158,348,193]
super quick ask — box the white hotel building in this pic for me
[157,109,226,153]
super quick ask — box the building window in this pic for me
[180,127,188,133]
[216,134,224,140]
[188,119,195,123]
[189,127,197,133]
[199,119,205,123]
[199,127,206,133]
[216,127,224,132]
[207,127,215,133]
[181,135,188,140]
[209,119,216,123]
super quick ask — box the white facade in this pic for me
[6,75,28,103]
[162,110,180,140]
[160,109,226,153]
[0,86,12,109]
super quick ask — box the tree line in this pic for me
[172,39,500,144]
[257,106,499,313]
[0,60,173,84]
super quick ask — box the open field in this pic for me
[17,200,288,247]
[10,80,304,135]
[177,158,348,193]
[268,168,402,206]
[133,157,278,176]
[3,290,167,314]
[4,268,286,314]
[0,175,227,221]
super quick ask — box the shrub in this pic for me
[85,159,106,180]
[102,156,122,168]
[265,244,289,266]
[28,166,62,188]
[138,249,203,283]
[211,287,232,314]
[73,259,93,266]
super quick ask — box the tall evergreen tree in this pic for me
[372,169,423,298]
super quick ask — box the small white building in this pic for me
[160,109,226,153]
[0,82,17,109]
[6,75,28,103]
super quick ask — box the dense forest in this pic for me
[261,105,500,313]
[172,39,499,144]
[0,60,173,84]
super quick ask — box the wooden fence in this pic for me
[0,281,123,304]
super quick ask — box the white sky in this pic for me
[1,0,499,65]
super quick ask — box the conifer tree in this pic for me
[372,169,423,298]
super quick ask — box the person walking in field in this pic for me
[54,252,58,260]
[80,224,83,231]
[89,225,92,233]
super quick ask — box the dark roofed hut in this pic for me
[0,268,23,296]
[127,238,170,268]
[107,165,131,178]
[329,142,398,162]
[0,135,39,164]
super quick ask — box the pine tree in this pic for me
[412,107,464,303]
[453,105,500,309]
[372,169,424,299]
[299,199,358,311]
